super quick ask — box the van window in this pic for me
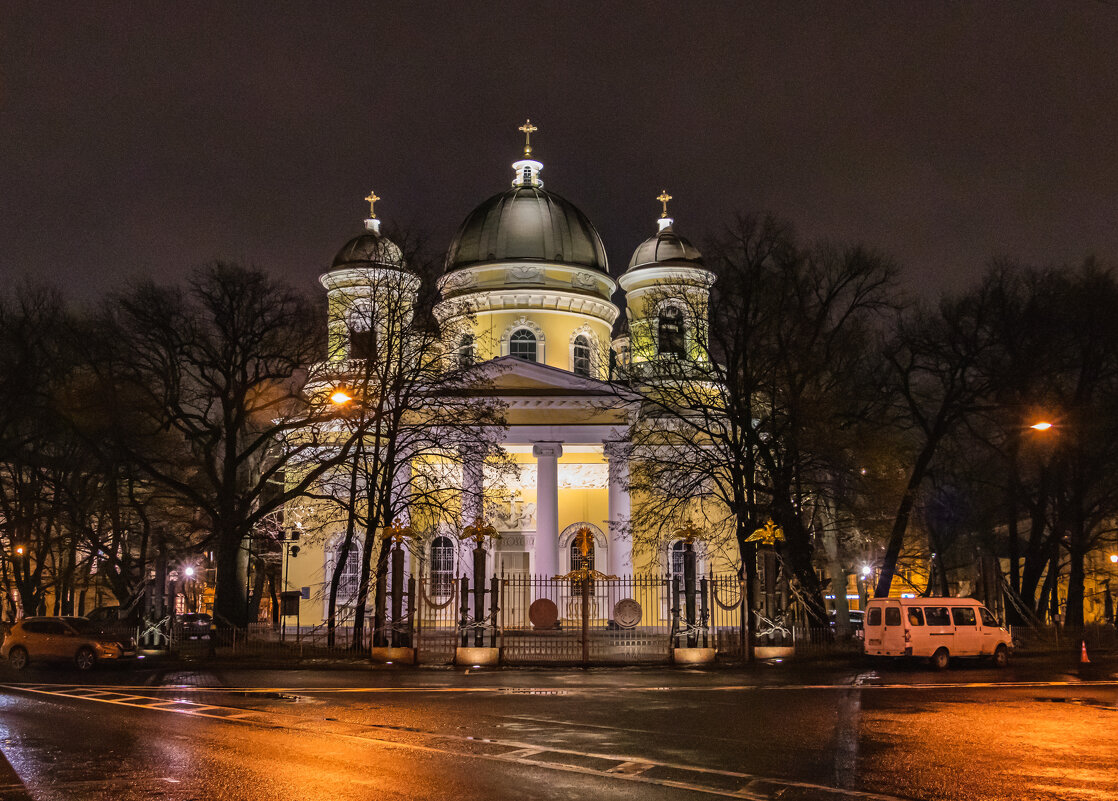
[867,607,882,626]
[885,607,901,626]
[951,607,976,626]
[925,607,950,626]
[907,608,925,626]
[979,608,999,627]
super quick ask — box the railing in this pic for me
[500,574,674,664]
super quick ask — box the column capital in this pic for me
[532,441,563,459]
[603,439,631,461]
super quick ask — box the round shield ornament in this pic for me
[529,598,559,630]
[613,598,642,629]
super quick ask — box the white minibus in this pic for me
[863,597,1012,669]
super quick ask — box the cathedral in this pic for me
[285,122,729,626]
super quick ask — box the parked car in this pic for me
[177,613,216,640]
[1,616,136,671]
[83,604,142,646]
[863,597,1011,669]
[828,609,865,638]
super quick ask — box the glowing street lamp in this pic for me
[330,389,353,406]
[1029,421,1053,431]
[1109,554,1118,564]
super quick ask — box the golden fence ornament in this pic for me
[459,517,499,545]
[673,520,701,546]
[746,519,784,546]
[380,518,414,545]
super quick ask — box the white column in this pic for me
[461,448,484,527]
[605,440,631,577]
[532,442,562,577]
[390,457,411,525]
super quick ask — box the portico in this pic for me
[452,357,634,581]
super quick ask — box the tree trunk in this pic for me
[211,528,248,629]
[876,442,936,598]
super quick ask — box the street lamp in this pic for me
[330,389,353,406]
[1030,421,1053,431]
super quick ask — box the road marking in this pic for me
[5,678,1115,695]
[0,683,908,801]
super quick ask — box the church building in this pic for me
[285,122,726,625]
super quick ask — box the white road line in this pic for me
[0,683,909,801]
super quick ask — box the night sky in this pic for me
[3,2,1117,303]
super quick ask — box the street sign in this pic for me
[279,590,301,617]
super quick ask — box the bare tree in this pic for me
[100,263,354,629]
[622,214,898,632]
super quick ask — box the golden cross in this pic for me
[364,190,381,219]
[518,119,538,157]
[656,189,673,218]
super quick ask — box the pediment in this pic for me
[471,356,620,398]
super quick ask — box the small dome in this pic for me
[331,228,404,271]
[446,186,608,274]
[627,223,703,272]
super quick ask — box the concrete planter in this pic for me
[455,646,500,666]
[672,647,717,665]
[754,645,795,660]
[369,646,415,665]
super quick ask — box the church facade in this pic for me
[285,124,729,625]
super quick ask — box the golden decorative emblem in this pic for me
[518,119,538,157]
[673,520,700,546]
[459,517,499,545]
[364,190,381,219]
[656,189,673,218]
[554,526,617,581]
[746,519,784,546]
[380,517,414,545]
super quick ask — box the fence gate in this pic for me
[500,575,673,665]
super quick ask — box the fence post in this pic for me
[581,574,590,665]
[406,575,415,649]
[684,545,697,648]
[390,545,405,647]
[489,575,500,649]
[700,575,709,648]
[458,576,470,648]
[671,575,681,648]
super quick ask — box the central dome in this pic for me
[445,186,609,274]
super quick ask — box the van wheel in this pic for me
[8,646,29,671]
[930,648,950,671]
[992,644,1009,668]
[74,647,97,671]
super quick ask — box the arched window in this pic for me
[330,541,362,615]
[458,333,475,369]
[430,536,454,599]
[571,535,595,573]
[670,540,687,582]
[658,306,685,358]
[509,328,537,361]
[572,335,591,377]
[522,165,533,184]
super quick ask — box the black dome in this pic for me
[627,224,703,273]
[445,186,608,273]
[331,229,404,270]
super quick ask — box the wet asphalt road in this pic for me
[0,657,1115,801]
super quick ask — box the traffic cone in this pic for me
[1080,640,1090,664]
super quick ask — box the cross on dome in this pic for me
[657,190,673,218]
[656,189,674,231]
[518,119,538,157]
[364,190,381,219]
[512,119,544,188]
[363,190,382,232]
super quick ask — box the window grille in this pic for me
[509,328,537,361]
